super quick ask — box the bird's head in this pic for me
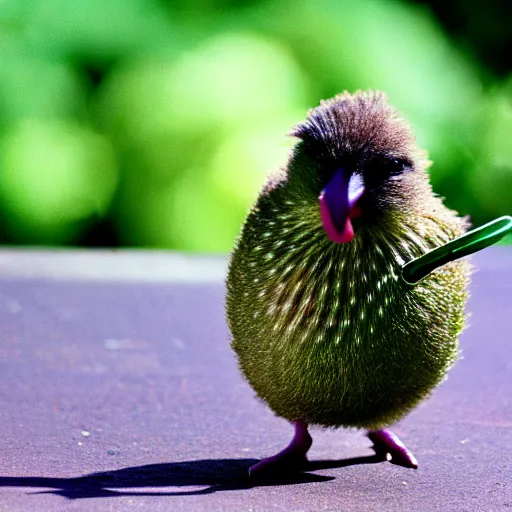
[288,91,428,244]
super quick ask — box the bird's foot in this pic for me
[367,429,418,469]
[249,420,312,479]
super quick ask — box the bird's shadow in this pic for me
[0,455,386,499]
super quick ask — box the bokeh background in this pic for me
[0,0,510,251]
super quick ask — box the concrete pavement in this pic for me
[0,248,510,511]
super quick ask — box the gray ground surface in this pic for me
[0,248,510,512]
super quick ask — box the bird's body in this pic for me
[226,91,471,473]
[228,201,469,429]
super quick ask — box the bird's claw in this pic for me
[368,429,418,469]
[249,420,312,479]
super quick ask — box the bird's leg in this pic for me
[249,420,312,478]
[367,429,418,469]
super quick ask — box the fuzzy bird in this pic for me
[226,91,471,477]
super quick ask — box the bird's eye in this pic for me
[367,157,411,179]
[383,158,410,176]
[362,156,411,188]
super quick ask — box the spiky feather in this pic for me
[226,91,471,429]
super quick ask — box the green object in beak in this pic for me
[401,216,512,285]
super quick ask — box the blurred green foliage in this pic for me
[0,0,510,250]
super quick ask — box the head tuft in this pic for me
[292,91,417,167]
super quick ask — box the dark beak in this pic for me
[319,168,365,243]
